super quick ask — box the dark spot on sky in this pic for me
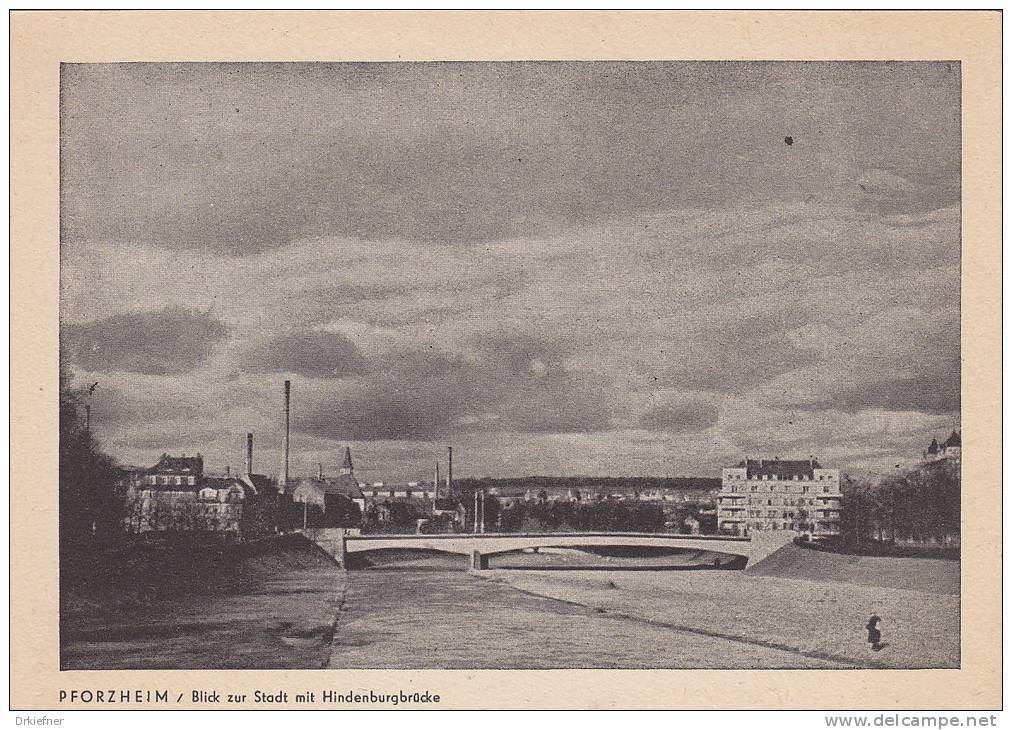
[785,136,794,146]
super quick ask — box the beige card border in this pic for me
[10,10,1002,710]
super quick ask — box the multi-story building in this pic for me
[717,458,841,537]
[359,481,438,501]
[126,453,260,538]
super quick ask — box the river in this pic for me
[327,567,846,669]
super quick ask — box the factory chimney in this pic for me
[318,463,324,481]
[280,380,291,489]
[246,432,254,476]
[446,446,453,494]
[434,461,440,500]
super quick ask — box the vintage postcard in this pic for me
[10,11,1001,710]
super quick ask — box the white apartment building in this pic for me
[717,458,841,537]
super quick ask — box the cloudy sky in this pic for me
[60,62,961,481]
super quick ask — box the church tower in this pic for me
[340,446,354,476]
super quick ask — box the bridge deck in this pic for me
[345,532,753,558]
[297,529,794,569]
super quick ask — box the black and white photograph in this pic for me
[58,60,962,672]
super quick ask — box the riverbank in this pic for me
[484,558,959,668]
[61,534,345,669]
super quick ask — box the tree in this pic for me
[60,367,119,550]
[322,494,363,528]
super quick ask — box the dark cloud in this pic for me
[90,385,208,427]
[62,307,228,375]
[242,330,369,378]
[819,373,960,415]
[61,62,960,254]
[295,334,617,441]
[299,378,466,442]
[637,395,721,433]
[651,312,822,394]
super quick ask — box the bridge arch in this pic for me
[298,529,794,570]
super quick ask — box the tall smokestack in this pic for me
[246,432,254,476]
[280,380,291,489]
[318,463,323,481]
[434,461,440,500]
[446,446,453,494]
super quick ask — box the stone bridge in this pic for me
[297,529,795,571]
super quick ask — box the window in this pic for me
[175,476,182,485]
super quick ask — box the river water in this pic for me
[327,567,844,669]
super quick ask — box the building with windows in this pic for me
[126,454,260,538]
[142,453,204,488]
[717,458,841,537]
[290,446,366,513]
[923,431,961,465]
[359,481,437,501]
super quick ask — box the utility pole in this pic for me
[473,490,478,535]
[302,499,308,530]
[280,380,291,490]
[479,491,485,534]
[85,382,98,433]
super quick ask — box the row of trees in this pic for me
[838,460,960,546]
[277,493,362,529]
[278,491,674,535]
[456,475,721,494]
[496,499,667,533]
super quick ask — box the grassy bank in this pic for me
[60,533,344,669]
[61,532,334,617]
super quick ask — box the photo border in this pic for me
[10,10,1001,710]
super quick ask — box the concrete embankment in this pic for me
[61,533,346,669]
[484,549,960,668]
[745,543,959,595]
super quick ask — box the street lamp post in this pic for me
[85,381,98,433]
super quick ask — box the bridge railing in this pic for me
[346,531,751,542]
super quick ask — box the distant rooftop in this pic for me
[734,459,824,479]
[146,454,203,476]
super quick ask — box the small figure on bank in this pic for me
[866,615,883,651]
